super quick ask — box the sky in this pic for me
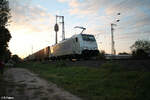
[7,0,150,58]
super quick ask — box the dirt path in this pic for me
[3,68,82,100]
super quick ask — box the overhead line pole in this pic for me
[110,13,120,55]
[54,15,59,44]
[56,15,65,41]
[111,23,116,55]
[62,16,65,40]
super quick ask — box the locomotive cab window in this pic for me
[82,34,95,41]
[75,37,78,42]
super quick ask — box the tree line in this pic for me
[0,0,11,62]
[0,0,21,63]
[97,40,150,59]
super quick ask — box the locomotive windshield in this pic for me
[81,34,96,41]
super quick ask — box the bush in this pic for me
[130,40,150,59]
[11,55,22,63]
[132,49,148,59]
[96,50,105,59]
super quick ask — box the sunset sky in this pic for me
[8,0,150,58]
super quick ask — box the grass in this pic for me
[15,61,150,100]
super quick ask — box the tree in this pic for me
[4,49,11,62]
[97,50,105,59]
[130,40,150,59]
[130,40,150,52]
[12,55,22,63]
[0,0,11,27]
[132,49,148,59]
[0,0,11,61]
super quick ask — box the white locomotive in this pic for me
[50,33,99,60]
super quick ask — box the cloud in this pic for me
[105,0,150,15]
[57,0,99,16]
[9,0,55,34]
[58,0,68,2]
[68,1,98,16]
[8,0,56,58]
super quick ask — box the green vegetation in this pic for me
[15,61,150,100]
[130,40,150,59]
[0,0,12,62]
[11,54,22,63]
[96,50,105,59]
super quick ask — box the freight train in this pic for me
[25,33,99,61]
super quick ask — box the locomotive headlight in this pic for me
[94,47,98,50]
[84,47,88,50]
